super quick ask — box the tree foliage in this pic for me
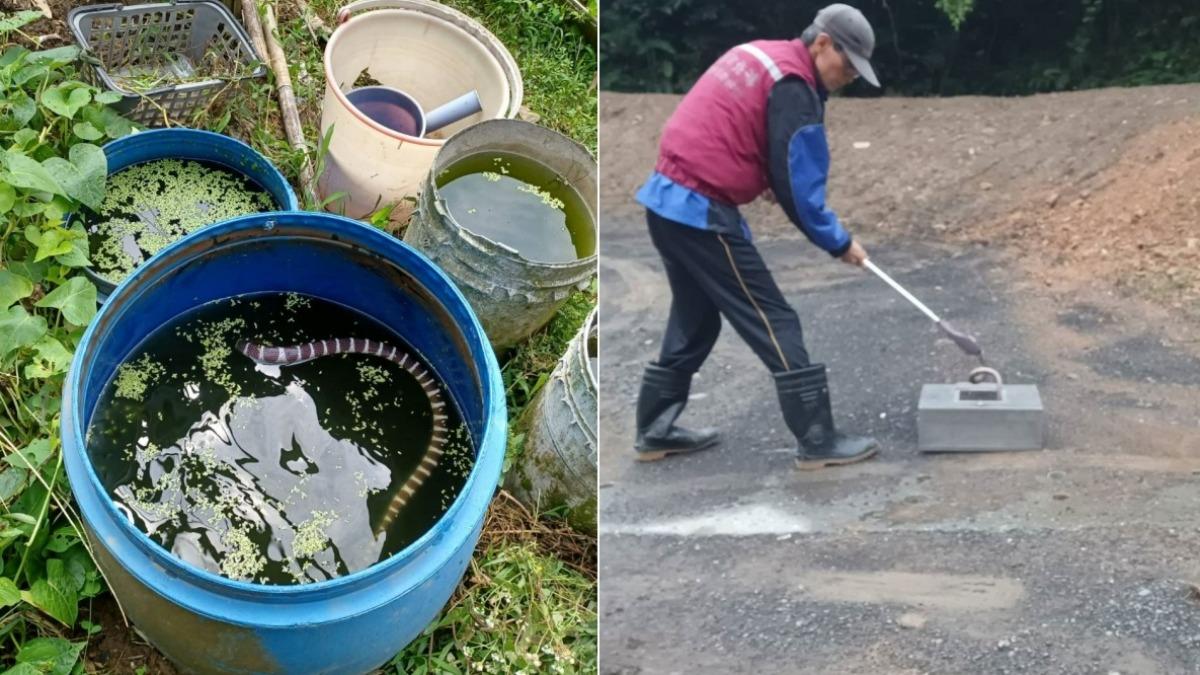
[601,0,1200,96]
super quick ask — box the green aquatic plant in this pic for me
[135,440,162,463]
[357,362,392,403]
[439,424,476,510]
[195,317,248,397]
[284,292,311,313]
[292,510,338,559]
[89,159,274,283]
[90,217,140,284]
[189,482,242,525]
[443,423,474,479]
[518,182,567,210]
[113,353,165,400]
[357,362,390,385]
[128,464,183,521]
[220,524,268,581]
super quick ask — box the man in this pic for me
[633,3,882,469]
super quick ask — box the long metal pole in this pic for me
[863,259,941,323]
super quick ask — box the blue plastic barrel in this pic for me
[61,212,506,674]
[84,128,299,303]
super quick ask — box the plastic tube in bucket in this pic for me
[424,90,483,133]
[345,86,482,138]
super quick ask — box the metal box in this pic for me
[917,372,1044,452]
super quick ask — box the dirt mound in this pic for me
[964,116,1200,310]
[602,86,1200,316]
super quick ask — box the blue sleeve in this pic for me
[786,126,851,255]
[766,77,852,257]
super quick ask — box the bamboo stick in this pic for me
[260,2,318,206]
[240,0,268,63]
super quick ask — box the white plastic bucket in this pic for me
[318,0,523,221]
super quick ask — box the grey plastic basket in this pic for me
[68,1,266,127]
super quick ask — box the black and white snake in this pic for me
[236,337,449,537]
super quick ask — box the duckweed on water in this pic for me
[438,424,475,511]
[284,292,311,313]
[357,362,390,385]
[517,182,567,210]
[136,441,162,463]
[357,362,391,403]
[89,159,275,284]
[114,353,165,400]
[196,317,247,397]
[292,510,338,559]
[221,525,268,581]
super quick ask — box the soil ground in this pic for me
[599,85,1200,673]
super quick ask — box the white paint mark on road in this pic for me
[603,503,813,537]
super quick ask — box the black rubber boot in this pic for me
[634,364,719,461]
[774,364,879,471]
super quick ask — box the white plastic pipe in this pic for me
[425,90,483,134]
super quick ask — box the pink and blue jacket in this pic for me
[636,39,853,256]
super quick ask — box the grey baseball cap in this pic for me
[813,3,880,87]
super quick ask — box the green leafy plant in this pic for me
[1,10,134,668]
[934,0,975,29]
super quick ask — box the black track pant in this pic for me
[646,209,811,375]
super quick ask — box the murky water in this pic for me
[85,292,474,585]
[436,151,594,264]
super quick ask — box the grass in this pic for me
[387,492,596,675]
[0,0,597,672]
[439,0,598,152]
[504,279,597,422]
[393,542,593,674]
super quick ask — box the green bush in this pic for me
[601,0,1200,96]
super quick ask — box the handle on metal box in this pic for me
[967,367,1003,388]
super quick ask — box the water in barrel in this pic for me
[86,292,474,584]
